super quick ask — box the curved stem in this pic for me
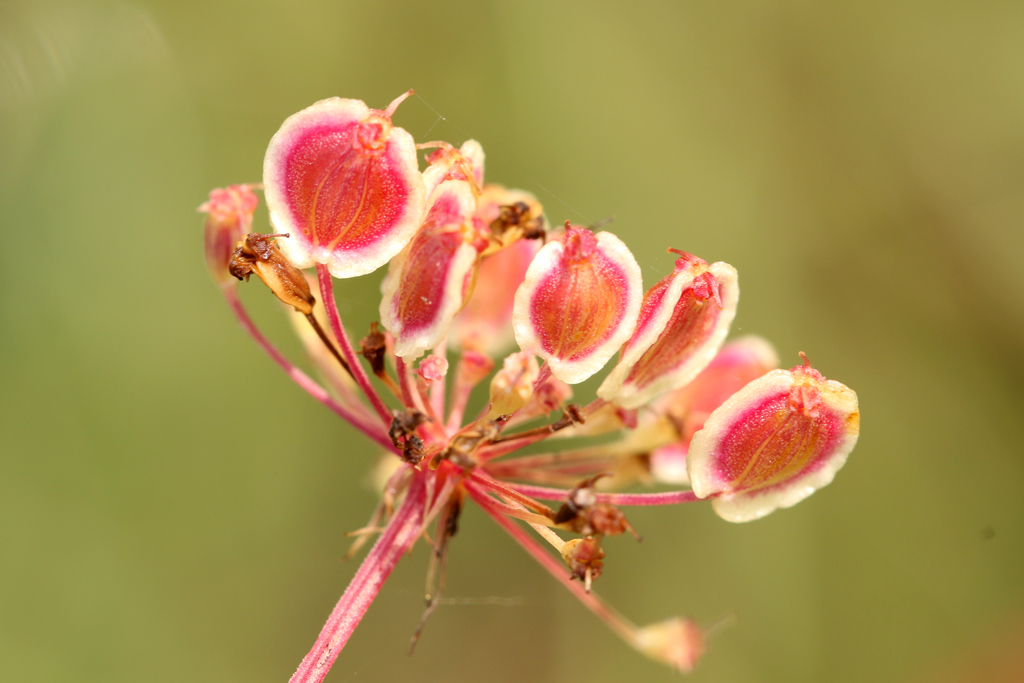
[223,286,394,452]
[316,265,393,425]
[289,472,427,683]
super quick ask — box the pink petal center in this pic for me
[284,121,410,252]
[529,231,631,362]
[714,387,847,493]
[624,273,722,387]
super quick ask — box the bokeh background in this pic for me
[3,1,1024,681]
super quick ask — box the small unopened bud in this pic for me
[487,352,538,418]
[456,350,494,388]
[560,536,605,593]
[229,233,314,315]
[417,355,449,383]
[199,184,258,284]
[632,617,704,673]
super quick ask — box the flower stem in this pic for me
[223,286,394,452]
[289,471,427,683]
[466,483,639,646]
[502,482,701,506]
[316,264,394,425]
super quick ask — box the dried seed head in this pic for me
[359,323,388,378]
[561,536,605,593]
[388,410,429,464]
[263,93,426,278]
[687,355,860,522]
[228,233,314,315]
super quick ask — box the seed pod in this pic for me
[598,250,738,409]
[687,355,860,522]
[513,225,643,384]
[263,93,425,278]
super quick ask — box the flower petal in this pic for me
[598,251,738,409]
[687,358,860,522]
[263,94,426,278]
[512,226,643,384]
[379,181,484,359]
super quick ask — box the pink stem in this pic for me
[428,340,446,423]
[223,287,395,453]
[316,265,393,425]
[444,354,479,433]
[289,472,427,683]
[501,481,701,506]
[464,480,637,644]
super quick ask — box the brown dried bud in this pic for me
[554,474,639,539]
[389,410,429,464]
[229,233,314,315]
[489,201,546,241]
[360,322,388,377]
[561,536,605,592]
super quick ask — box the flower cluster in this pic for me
[201,92,860,681]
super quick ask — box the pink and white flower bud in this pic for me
[199,184,258,284]
[422,140,484,200]
[262,92,426,278]
[513,225,642,384]
[598,250,738,409]
[687,356,860,522]
[379,180,487,359]
[632,617,704,673]
[416,355,449,383]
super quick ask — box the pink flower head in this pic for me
[199,184,259,284]
[205,93,862,680]
[687,355,860,522]
[599,250,738,409]
[263,92,426,278]
[513,224,642,384]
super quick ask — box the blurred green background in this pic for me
[3,1,1023,681]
